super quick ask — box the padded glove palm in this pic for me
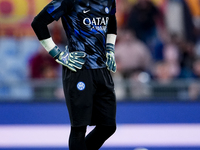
[49,46,86,72]
[106,43,116,73]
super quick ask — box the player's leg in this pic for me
[62,66,95,149]
[85,68,117,150]
[69,126,87,150]
[85,125,116,150]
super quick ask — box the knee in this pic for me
[97,125,116,137]
[109,125,116,135]
[70,126,87,138]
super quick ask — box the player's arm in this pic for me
[106,14,117,73]
[31,0,86,72]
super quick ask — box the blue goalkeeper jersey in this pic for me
[46,0,116,69]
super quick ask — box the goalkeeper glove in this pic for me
[106,43,116,73]
[49,46,86,72]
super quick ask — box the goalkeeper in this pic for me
[31,0,117,149]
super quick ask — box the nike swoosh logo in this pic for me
[83,9,90,13]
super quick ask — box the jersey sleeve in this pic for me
[107,15,117,34]
[110,0,116,15]
[46,0,74,21]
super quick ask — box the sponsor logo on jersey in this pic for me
[77,81,85,91]
[83,9,90,13]
[83,17,109,31]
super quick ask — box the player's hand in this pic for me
[49,46,86,72]
[106,43,116,73]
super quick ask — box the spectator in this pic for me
[126,0,163,51]
[115,29,152,77]
[165,0,197,43]
[152,61,176,84]
[179,40,196,78]
[29,47,60,79]
[116,0,132,30]
[29,47,61,99]
[151,61,179,98]
[188,82,200,100]
[115,29,152,97]
[191,58,200,78]
[162,34,181,78]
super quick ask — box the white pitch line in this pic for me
[0,124,200,148]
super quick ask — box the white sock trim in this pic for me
[40,37,56,52]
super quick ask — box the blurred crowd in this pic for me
[114,0,200,100]
[0,0,200,101]
[115,0,200,79]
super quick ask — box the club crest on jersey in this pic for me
[77,81,85,91]
[105,7,109,14]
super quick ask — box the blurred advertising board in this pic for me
[0,0,50,36]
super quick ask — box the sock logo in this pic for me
[77,81,85,91]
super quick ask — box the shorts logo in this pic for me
[77,82,85,91]
[105,7,109,14]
